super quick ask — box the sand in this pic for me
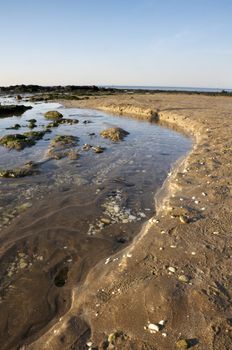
[2,93,232,349]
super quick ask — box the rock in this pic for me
[0,104,32,118]
[83,144,91,151]
[108,331,125,344]
[17,202,32,211]
[24,130,46,140]
[100,127,129,141]
[179,215,189,224]
[92,146,105,154]
[1,162,37,178]
[178,275,190,283]
[67,149,80,160]
[19,259,28,269]
[148,323,161,332]
[28,120,37,129]
[0,134,35,150]
[168,266,176,273]
[6,124,21,130]
[44,110,63,120]
[176,339,189,349]
[50,135,78,147]
[101,217,111,225]
[16,95,22,100]
[59,118,79,125]
[46,135,79,159]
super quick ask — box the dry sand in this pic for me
[2,93,232,349]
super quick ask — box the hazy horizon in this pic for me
[1,0,232,88]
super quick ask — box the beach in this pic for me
[0,92,232,349]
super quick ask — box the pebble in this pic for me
[178,275,190,283]
[176,339,189,349]
[100,217,111,225]
[179,215,189,224]
[148,323,160,333]
[168,266,176,273]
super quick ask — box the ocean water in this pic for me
[104,85,232,93]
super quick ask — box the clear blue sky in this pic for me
[0,0,231,88]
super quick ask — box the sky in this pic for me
[0,0,231,88]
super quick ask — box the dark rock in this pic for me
[0,104,32,118]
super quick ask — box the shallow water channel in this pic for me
[0,96,192,348]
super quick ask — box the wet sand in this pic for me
[1,92,232,349]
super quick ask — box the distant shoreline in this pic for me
[0,84,232,97]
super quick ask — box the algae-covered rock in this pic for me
[0,134,35,150]
[51,135,78,147]
[44,110,63,120]
[100,127,129,141]
[0,162,37,178]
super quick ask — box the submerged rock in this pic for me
[50,135,78,147]
[44,110,63,120]
[67,149,80,160]
[46,118,78,128]
[100,127,129,141]
[0,162,37,178]
[47,135,79,159]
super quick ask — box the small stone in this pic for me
[168,266,176,273]
[179,215,189,224]
[92,146,105,154]
[19,259,28,269]
[101,217,111,225]
[148,323,160,333]
[114,205,120,213]
[178,275,190,283]
[176,339,189,349]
